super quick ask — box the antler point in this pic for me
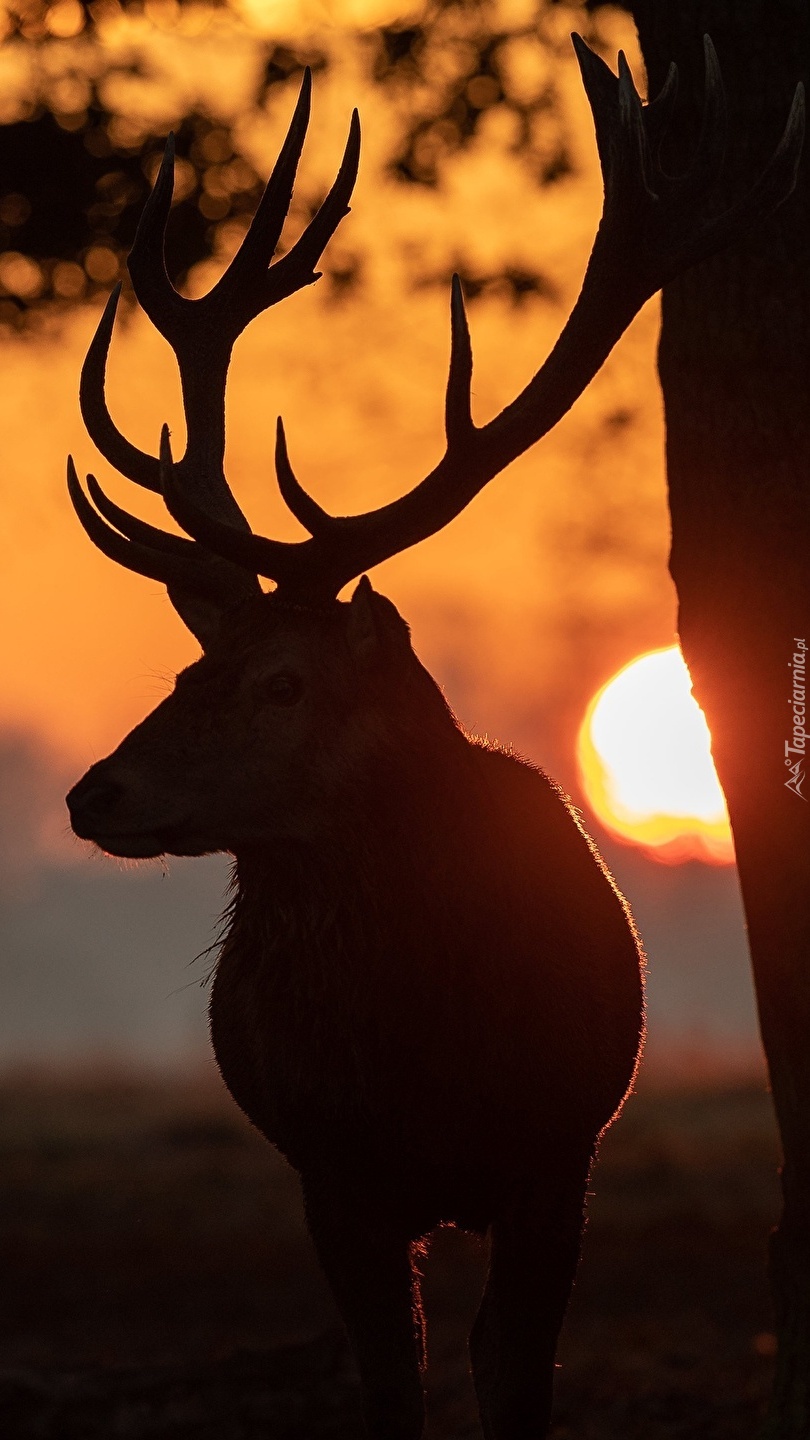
[98,281,123,331]
[702,34,722,83]
[450,272,468,322]
[159,424,173,467]
[86,472,108,512]
[296,66,313,116]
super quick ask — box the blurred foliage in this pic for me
[0,0,624,324]
[0,9,327,321]
[372,14,571,189]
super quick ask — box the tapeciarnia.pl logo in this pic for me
[785,637,807,800]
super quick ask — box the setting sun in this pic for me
[577,646,734,865]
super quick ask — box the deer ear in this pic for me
[347,576,411,668]
[167,585,224,650]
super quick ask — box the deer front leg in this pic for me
[302,1177,426,1440]
[469,1150,593,1440]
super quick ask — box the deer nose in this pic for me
[66,768,127,838]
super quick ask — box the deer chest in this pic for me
[208,933,387,1165]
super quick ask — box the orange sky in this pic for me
[0,1,677,824]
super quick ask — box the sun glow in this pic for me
[577,646,734,866]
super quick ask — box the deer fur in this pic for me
[69,581,643,1437]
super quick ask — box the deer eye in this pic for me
[256,672,303,707]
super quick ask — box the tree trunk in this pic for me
[630,3,810,1432]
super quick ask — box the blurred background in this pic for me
[0,0,761,1082]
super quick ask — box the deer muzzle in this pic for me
[66,759,186,858]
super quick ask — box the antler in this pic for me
[72,70,360,627]
[70,39,805,620]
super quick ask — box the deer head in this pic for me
[67,577,458,856]
[66,39,804,859]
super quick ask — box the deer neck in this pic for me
[225,728,477,970]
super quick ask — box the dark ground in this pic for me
[0,1069,782,1438]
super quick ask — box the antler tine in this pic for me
[616,52,656,201]
[644,61,679,156]
[669,79,805,276]
[262,109,361,309]
[772,79,806,179]
[578,38,663,238]
[79,285,162,494]
[445,274,474,447]
[126,72,360,357]
[86,472,195,555]
[570,33,618,179]
[203,102,361,340]
[616,52,644,140]
[158,425,321,596]
[744,78,804,200]
[684,36,728,195]
[572,35,654,210]
[67,457,241,604]
[274,418,334,535]
[127,133,185,346]
[218,68,313,295]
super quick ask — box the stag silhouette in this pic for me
[65,37,802,1440]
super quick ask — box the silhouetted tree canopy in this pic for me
[0,0,622,325]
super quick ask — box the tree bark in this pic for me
[630,3,810,1432]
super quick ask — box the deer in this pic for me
[65,37,803,1440]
